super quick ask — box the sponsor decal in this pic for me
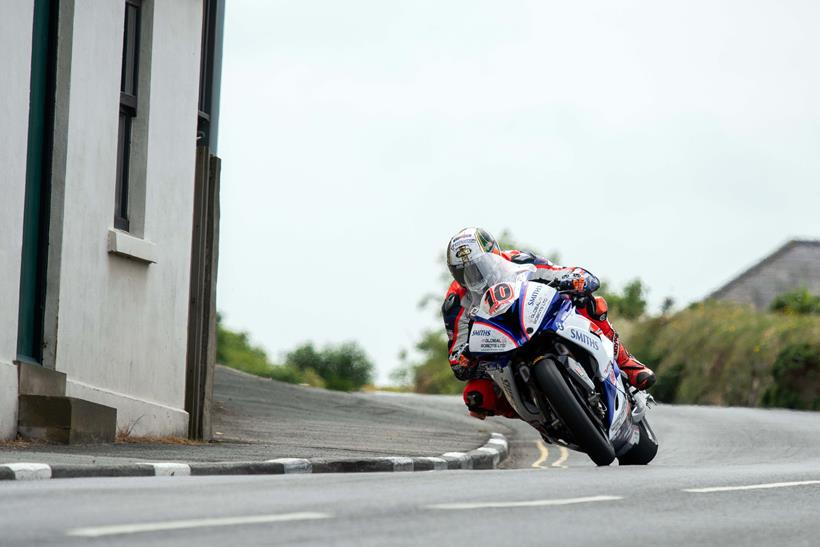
[479,337,511,351]
[526,293,548,322]
[527,284,543,306]
[501,377,514,401]
[570,361,587,379]
[470,322,518,352]
[521,283,551,338]
[570,328,600,351]
[455,245,472,262]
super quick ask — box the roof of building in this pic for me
[708,239,820,300]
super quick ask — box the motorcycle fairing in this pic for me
[470,281,564,355]
[486,365,545,423]
[468,320,520,353]
[518,281,557,340]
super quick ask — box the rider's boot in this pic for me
[615,342,656,391]
[579,296,656,391]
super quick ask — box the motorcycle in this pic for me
[468,277,658,466]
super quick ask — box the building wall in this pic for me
[0,1,35,439]
[47,0,203,436]
[712,242,820,310]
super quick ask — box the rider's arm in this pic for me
[506,250,600,294]
[442,281,476,380]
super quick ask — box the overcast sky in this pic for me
[217,0,820,383]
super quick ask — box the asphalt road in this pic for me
[3,397,820,546]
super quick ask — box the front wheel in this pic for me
[532,357,616,466]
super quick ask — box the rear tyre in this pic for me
[617,418,659,465]
[532,357,616,466]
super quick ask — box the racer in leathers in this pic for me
[443,227,656,420]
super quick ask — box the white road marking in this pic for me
[683,480,820,493]
[532,440,549,469]
[552,447,570,468]
[67,512,332,538]
[428,495,623,510]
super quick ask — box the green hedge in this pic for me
[626,301,820,409]
[216,314,373,391]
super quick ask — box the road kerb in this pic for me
[412,457,448,471]
[266,458,312,474]
[0,432,509,480]
[149,463,192,477]
[2,463,51,480]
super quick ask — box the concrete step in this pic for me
[17,395,117,444]
[16,361,66,396]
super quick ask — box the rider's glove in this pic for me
[553,271,599,295]
[553,273,586,293]
[450,355,482,381]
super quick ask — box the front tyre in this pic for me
[617,419,659,465]
[532,357,616,466]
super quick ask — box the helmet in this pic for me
[447,227,510,294]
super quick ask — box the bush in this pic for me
[650,362,685,403]
[285,342,374,392]
[761,343,820,410]
[217,313,328,388]
[624,301,820,407]
[770,289,820,315]
[216,314,281,378]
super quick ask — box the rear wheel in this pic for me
[617,418,658,465]
[532,357,615,466]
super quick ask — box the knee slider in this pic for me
[463,379,497,412]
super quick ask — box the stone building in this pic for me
[709,240,820,310]
[1,1,224,441]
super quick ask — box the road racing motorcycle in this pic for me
[468,277,659,466]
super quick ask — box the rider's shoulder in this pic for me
[445,280,467,298]
[503,249,546,265]
[442,281,467,316]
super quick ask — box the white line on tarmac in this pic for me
[683,480,820,494]
[428,495,623,510]
[66,512,332,538]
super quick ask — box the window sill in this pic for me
[107,229,157,264]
